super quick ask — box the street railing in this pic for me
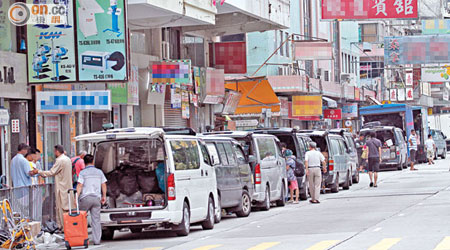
[0,184,55,224]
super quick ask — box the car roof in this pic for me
[360,126,400,132]
[297,130,328,136]
[199,136,238,142]
[202,131,252,137]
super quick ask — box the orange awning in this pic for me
[225,78,280,115]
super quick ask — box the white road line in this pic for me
[398,213,405,217]
[373,227,382,232]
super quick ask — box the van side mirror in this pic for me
[248,155,256,164]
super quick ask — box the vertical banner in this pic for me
[26,0,76,83]
[76,0,128,81]
[128,65,139,105]
[406,87,414,100]
[389,89,397,101]
[397,88,406,101]
[181,90,189,119]
[0,0,11,51]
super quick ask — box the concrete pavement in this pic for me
[92,157,450,250]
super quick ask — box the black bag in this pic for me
[106,171,121,199]
[294,159,305,177]
[119,171,138,196]
[137,171,161,193]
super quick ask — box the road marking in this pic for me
[192,245,223,250]
[434,236,450,250]
[142,248,163,250]
[247,242,280,250]
[368,238,401,250]
[373,227,382,232]
[398,213,405,217]
[306,240,340,250]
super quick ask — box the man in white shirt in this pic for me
[305,142,326,204]
[425,134,436,165]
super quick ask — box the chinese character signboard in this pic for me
[294,42,333,60]
[76,0,128,81]
[150,60,192,85]
[292,95,322,117]
[212,42,246,74]
[385,35,450,65]
[397,88,406,101]
[128,65,139,105]
[422,66,450,82]
[405,72,413,86]
[422,20,450,35]
[406,87,414,100]
[37,91,111,112]
[342,103,358,118]
[324,109,342,120]
[321,0,418,20]
[389,89,397,101]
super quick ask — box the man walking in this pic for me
[305,142,326,204]
[76,154,107,245]
[409,129,419,171]
[11,143,31,187]
[30,145,73,231]
[366,132,382,187]
[425,134,436,165]
[71,151,87,188]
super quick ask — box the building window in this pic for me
[360,23,378,43]
[274,30,278,54]
[324,70,329,82]
[285,32,290,57]
[280,31,284,56]
[303,0,311,39]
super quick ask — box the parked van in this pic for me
[297,131,352,192]
[253,128,312,200]
[430,129,447,159]
[359,126,408,170]
[201,136,254,220]
[75,128,220,239]
[204,131,287,210]
[329,129,360,184]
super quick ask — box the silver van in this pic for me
[204,132,287,210]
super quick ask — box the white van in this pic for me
[76,128,219,239]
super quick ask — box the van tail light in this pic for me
[168,173,176,201]
[328,160,334,171]
[255,164,261,184]
[396,146,400,155]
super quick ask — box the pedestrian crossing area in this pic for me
[140,236,450,250]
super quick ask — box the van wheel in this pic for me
[236,190,252,217]
[352,170,360,184]
[330,174,339,193]
[130,227,142,234]
[101,228,114,241]
[343,171,350,190]
[176,202,190,236]
[261,186,270,211]
[276,182,286,207]
[201,197,215,230]
[397,163,403,170]
[214,195,222,223]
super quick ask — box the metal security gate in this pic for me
[164,100,187,127]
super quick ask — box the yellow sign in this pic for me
[292,95,322,117]
[428,108,433,115]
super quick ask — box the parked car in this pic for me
[253,128,312,200]
[203,131,287,210]
[359,126,408,170]
[200,136,254,220]
[297,130,352,192]
[430,129,447,159]
[329,129,360,184]
[75,127,220,239]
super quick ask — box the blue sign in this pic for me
[37,91,111,112]
[342,103,358,118]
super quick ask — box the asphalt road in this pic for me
[91,157,450,250]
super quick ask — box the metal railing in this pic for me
[0,184,55,224]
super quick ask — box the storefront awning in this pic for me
[322,96,337,108]
[225,78,280,115]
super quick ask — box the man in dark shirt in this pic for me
[366,132,382,187]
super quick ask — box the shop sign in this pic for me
[190,92,198,107]
[222,91,241,114]
[342,104,358,118]
[292,95,322,117]
[354,87,361,101]
[128,65,139,105]
[203,95,224,104]
[421,82,431,96]
[37,91,111,112]
[206,68,225,96]
[235,120,258,127]
[406,87,414,100]
[397,88,406,101]
[45,116,59,132]
[280,97,289,117]
[11,119,19,133]
[421,66,450,82]
[385,35,450,65]
[150,60,192,85]
[108,83,127,104]
[422,20,450,35]
[170,86,182,109]
[321,0,418,20]
[294,42,333,60]
[0,109,9,126]
[212,42,246,74]
[389,89,397,101]
[405,72,413,86]
[181,90,189,119]
[323,109,342,120]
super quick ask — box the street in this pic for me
[91,157,450,250]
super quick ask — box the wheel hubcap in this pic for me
[209,203,214,221]
[243,195,250,213]
[184,208,189,229]
[266,190,270,207]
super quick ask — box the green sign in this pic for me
[76,0,127,81]
[0,0,11,51]
[26,0,76,83]
[108,83,127,104]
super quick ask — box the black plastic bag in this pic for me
[42,220,59,234]
[137,171,160,193]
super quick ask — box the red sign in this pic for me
[211,42,247,74]
[321,0,418,20]
[323,109,342,120]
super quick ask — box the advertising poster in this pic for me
[26,0,76,83]
[422,66,450,82]
[0,0,11,51]
[292,95,322,117]
[76,0,127,81]
[108,82,127,104]
[342,103,358,118]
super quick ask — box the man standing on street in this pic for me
[76,154,107,245]
[71,151,87,188]
[409,129,419,171]
[11,143,31,187]
[30,145,73,231]
[366,132,382,187]
[425,134,436,165]
[305,142,326,204]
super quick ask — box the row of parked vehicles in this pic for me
[75,125,415,240]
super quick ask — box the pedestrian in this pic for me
[30,145,73,231]
[356,134,368,172]
[71,151,87,189]
[76,154,107,245]
[25,148,38,185]
[284,150,299,204]
[305,142,326,204]
[34,149,45,184]
[280,143,287,157]
[10,143,31,187]
[408,129,419,171]
[366,132,382,187]
[425,134,436,165]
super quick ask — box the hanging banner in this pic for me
[0,0,11,51]
[181,90,189,119]
[389,89,397,101]
[421,66,450,82]
[294,42,333,60]
[405,72,413,86]
[203,68,225,104]
[385,35,450,65]
[321,0,418,20]
[406,87,414,100]
[342,103,358,118]
[222,91,242,114]
[26,0,76,83]
[36,90,111,112]
[292,95,322,117]
[422,20,450,35]
[280,97,289,117]
[421,82,431,96]
[323,109,342,120]
[170,85,181,108]
[397,88,406,101]
[128,65,139,105]
[76,0,128,81]
[149,60,192,85]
